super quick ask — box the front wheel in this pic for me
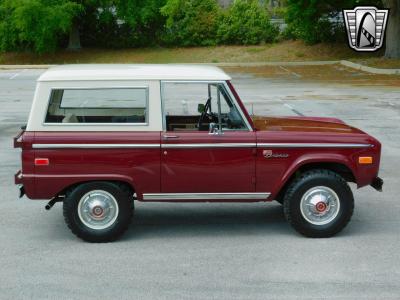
[63,181,133,242]
[283,169,354,238]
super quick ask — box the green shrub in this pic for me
[63,0,168,49]
[217,0,278,45]
[282,16,345,44]
[0,0,82,53]
[161,0,220,46]
[283,0,372,44]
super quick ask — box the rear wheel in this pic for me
[283,169,354,238]
[63,181,133,242]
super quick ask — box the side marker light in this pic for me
[359,156,373,164]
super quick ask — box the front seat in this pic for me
[62,113,79,123]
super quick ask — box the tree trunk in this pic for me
[67,21,81,51]
[383,0,400,58]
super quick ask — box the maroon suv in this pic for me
[14,65,383,242]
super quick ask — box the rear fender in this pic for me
[32,174,138,200]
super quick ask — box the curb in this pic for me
[211,61,339,67]
[0,61,339,69]
[1,60,399,75]
[340,60,400,75]
[0,64,54,70]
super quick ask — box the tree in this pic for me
[284,0,355,44]
[115,0,167,46]
[161,0,220,46]
[285,0,399,57]
[217,0,278,45]
[68,0,118,50]
[76,0,166,48]
[0,0,83,53]
[382,0,400,58]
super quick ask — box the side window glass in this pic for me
[162,82,208,131]
[211,85,247,131]
[45,88,148,124]
[162,82,247,132]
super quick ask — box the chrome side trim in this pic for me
[162,143,256,149]
[32,143,160,149]
[41,122,149,127]
[257,143,373,148]
[32,142,373,149]
[142,192,271,200]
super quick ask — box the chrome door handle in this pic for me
[163,135,179,139]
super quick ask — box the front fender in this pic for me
[269,153,356,200]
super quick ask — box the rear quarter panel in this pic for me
[27,132,161,199]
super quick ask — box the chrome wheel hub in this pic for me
[300,186,340,226]
[78,190,119,230]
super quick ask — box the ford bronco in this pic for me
[14,64,383,242]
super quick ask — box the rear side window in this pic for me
[45,88,148,124]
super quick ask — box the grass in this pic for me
[0,40,386,65]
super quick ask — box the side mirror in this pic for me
[198,103,205,113]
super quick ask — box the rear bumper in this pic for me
[13,130,24,148]
[14,170,23,185]
[370,176,383,192]
[14,170,26,198]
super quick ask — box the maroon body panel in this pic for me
[160,131,256,194]
[255,130,381,199]
[253,116,381,198]
[17,132,36,198]
[25,132,161,199]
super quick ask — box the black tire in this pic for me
[63,181,133,242]
[283,169,354,238]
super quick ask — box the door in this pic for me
[157,81,259,201]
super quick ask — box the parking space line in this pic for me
[9,69,27,80]
[284,103,304,116]
[279,66,302,78]
[8,73,19,80]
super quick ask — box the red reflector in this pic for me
[35,158,49,166]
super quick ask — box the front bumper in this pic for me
[370,177,384,192]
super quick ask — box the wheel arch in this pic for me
[60,179,135,198]
[273,156,356,202]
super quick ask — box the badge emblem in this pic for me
[262,150,289,159]
[343,6,388,52]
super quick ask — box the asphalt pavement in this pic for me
[0,65,399,299]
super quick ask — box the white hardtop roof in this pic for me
[38,64,231,82]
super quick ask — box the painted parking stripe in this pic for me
[279,66,302,78]
[9,69,27,80]
[284,103,304,116]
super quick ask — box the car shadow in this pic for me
[122,202,293,241]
